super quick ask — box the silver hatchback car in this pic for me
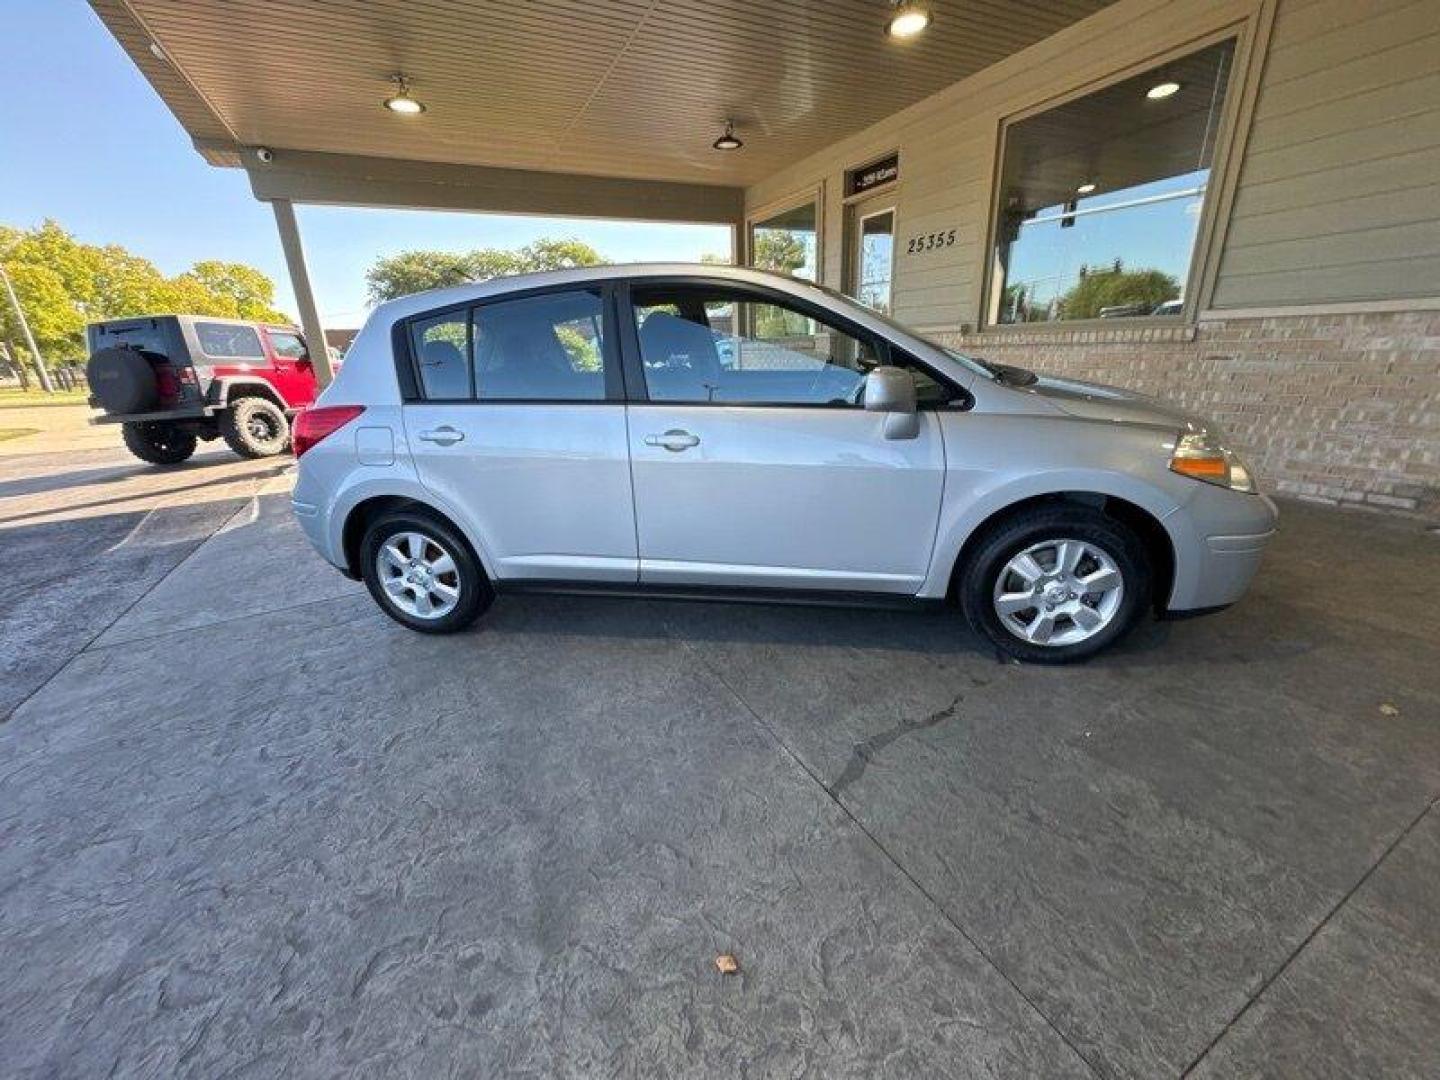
[291,264,1276,663]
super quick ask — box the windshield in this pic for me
[803,279,1027,383]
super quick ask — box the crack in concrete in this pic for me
[831,693,963,796]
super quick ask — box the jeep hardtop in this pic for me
[86,314,329,464]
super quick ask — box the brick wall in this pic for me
[937,309,1440,520]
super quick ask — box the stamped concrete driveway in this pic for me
[2,448,1438,1078]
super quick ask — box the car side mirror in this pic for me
[864,365,919,439]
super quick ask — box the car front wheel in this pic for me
[359,511,492,633]
[959,505,1151,664]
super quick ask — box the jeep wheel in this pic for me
[221,396,290,458]
[122,421,197,466]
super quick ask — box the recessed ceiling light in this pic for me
[886,1,932,38]
[1147,81,1181,100]
[383,74,425,115]
[148,40,167,62]
[712,119,743,151]
[1076,182,1097,194]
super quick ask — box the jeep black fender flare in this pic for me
[207,377,292,414]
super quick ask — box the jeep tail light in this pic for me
[154,364,180,401]
[292,405,365,459]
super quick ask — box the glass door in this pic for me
[847,201,896,314]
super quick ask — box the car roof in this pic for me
[371,263,823,323]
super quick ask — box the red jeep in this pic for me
[86,315,330,465]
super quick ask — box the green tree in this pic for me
[174,261,287,320]
[751,230,809,276]
[0,220,289,368]
[1057,266,1179,320]
[365,238,605,303]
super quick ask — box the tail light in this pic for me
[292,404,365,459]
[154,364,180,401]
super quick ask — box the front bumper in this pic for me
[1166,490,1278,612]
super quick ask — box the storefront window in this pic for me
[749,200,818,281]
[988,38,1235,324]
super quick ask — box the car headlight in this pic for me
[1169,430,1256,493]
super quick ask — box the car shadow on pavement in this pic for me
[0,462,291,526]
[0,452,281,500]
[463,588,1182,665]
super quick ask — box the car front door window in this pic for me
[632,287,879,406]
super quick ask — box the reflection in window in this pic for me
[471,289,607,400]
[856,210,895,314]
[196,322,264,358]
[267,331,307,359]
[632,286,876,405]
[989,38,1235,324]
[749,201,818,281]
[410,313,470,400]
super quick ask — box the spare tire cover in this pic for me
[88,347,159,414]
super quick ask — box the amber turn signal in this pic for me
[1169,454,1229,481]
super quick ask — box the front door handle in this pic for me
[644,429,700,452]
[417,425,464,446]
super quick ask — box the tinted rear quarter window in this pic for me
[196,323,264,359]
[410,314,471,400]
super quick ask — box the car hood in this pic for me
[1023,374,1209,433]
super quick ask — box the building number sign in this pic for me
[906,229,956,254]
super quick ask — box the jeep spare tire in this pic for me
[87,347,159,414]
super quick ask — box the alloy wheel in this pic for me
[992,537,1124,647]
[376,531,462,619]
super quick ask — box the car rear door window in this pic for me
[197,322,264,359]
[471,289,607,401]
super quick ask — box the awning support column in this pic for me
[270,197,334,388]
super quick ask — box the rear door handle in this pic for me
[644,429,700,452]
[417,425,464,446]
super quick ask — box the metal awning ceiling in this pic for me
[91,0,1113,191]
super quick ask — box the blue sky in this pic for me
[0,0,730,326]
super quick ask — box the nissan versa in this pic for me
[290,264,1276,662]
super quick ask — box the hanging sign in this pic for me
[845,153,900,197]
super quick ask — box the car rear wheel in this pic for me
[959,505,1151,664]
[221,396,290,458]
[359,511,492,633]
[121,421,197,466]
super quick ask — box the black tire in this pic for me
[220,396,290,458]
[88,347,159,414]
[359,511,492,634]
[958,505,1152,664]
[121,421,197,466]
